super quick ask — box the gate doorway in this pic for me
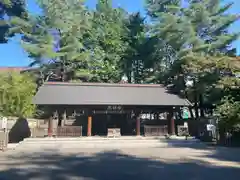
[91,114,134,136]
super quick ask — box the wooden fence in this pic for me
[31,126,82,137]
[56,126,82,137]
[144,125,168,136]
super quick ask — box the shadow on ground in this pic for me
[166,140,240,163]
[0,149,240,180]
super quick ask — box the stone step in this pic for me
[22,137,199,143]
[21,139,163,144]
[17,142,169,149]
[20,137,163,144]
[22,136,198,142]
[16,141,202,150]
[14,136,200,150]
[23,136,167,142]
[17,139,200,150]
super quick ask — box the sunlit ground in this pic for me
[1,144,240,180]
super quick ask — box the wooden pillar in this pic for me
[48,116,53,137]
[87,115,92,136]
[136,115,141,136]
[167,109,175,135]
[170,116,175,135]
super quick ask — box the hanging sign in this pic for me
[92,106,124,114]
[106,106,123,113]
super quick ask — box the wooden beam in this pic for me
[87,116,92,136]
[170,116,175,135]
[167,110,175,135]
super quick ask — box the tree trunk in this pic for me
[194,102,199,119]
[193,80,199,119]
[127,71,132,83]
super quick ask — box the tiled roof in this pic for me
[33,82,192,106]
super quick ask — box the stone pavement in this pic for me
[0,143,240,180]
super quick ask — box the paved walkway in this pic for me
[0,144,240,180]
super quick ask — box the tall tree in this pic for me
[121,12,146,83]
[146,0,240,117]
[9,0,92,84]
[87,0,127,82]
[8,0,128,84]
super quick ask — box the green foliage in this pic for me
[216,97,240,132]
[146,0,239,118]
[0,0,26,43]
[9,0,92,82]
[9,0,128,83]
[121,12,148,83]
[0,72,36,117]
[147,0,239,76]
[184,54,239,103]
[88,0,128,82]
[146,0,180,18]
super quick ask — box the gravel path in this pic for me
[0,145,240,180]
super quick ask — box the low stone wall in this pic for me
[0,117,39,130]
[0,117,50,143]
[0,131,8,150]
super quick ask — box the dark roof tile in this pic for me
[33,82,191,106]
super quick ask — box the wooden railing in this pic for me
[31,126,82,137]
[56,126,82,137]
[144,125,168,136]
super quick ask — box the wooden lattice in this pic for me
[144,125,168,136]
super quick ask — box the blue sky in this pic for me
[0,0,239,67]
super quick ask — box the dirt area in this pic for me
[0,144,240,180]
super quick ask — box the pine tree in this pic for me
[121,12,146,83]
[0,0,26,43]
[146,0,180,18]
[146,0,240,117]
[9,0,92,83]
[8,0,128,83]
